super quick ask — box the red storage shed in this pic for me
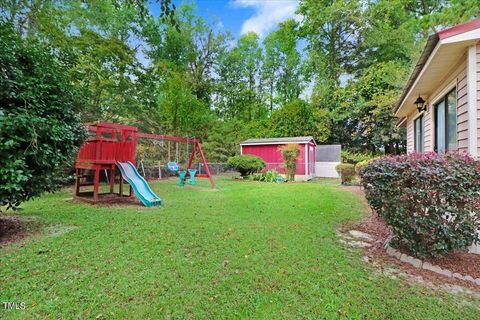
[240,137,317,181]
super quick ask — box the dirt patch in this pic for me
[70,195,144,208]
[0,215,39,247]
[44,225,79,237]
[339,185,365,197]
[340,186,480,291]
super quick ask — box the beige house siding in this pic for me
[457,63,469,152]
[423,107,433,151]
[477,43,480,155]
[406,112,414,152]
[405,56,468,153]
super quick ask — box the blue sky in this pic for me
[149,0,299,39]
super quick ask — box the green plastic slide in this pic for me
[116,161,162,207]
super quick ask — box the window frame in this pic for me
[413,114,424,152]
[434,88,457,153]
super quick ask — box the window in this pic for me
[414,115,424,152]
[435,89,457,152]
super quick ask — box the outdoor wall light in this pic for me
[415,96,426,113]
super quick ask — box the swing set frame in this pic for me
[136,132,215,188]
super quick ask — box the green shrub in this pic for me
[0,23,85,209]
[341,150,376,165]
[360,152,480,258]
[279,144,300,182]
[252,169,280,182]
[227,155,265,177]
[335,163,355,184]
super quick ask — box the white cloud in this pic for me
[231,0,299,38]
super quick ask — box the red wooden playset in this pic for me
[74,122,214,205]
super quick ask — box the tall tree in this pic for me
[1,0,146,121]
[237,32,265,121]
[215,32,266,121]
[139,3,227,135]
[298,0,364,85]
[262,32,280,115]
[262,19,303,112]
[270,99,331,143]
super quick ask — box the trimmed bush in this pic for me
[335,163,355,184]
[361,152,480,258]
[227,155,265,177]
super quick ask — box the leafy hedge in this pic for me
[227,155,265,177]
[341,150,376,165]
[360,152,480,257]
[0,23,85,209]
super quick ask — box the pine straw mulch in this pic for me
[340,185,480,290]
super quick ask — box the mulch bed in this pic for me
[0,215,38,247]
[341,185,480,289]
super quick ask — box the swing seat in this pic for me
[187,169,197,185]
[167,161,179,172]
[178,170,186,187]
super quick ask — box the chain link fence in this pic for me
[137,162,234,180]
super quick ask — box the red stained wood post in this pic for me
[119,176,123,196]
[196,142,215,188]
[75,168,80,196]
[93,167,100,202]
[183,141,215,188]
[109,166,115,194]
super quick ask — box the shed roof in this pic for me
[241,136,316,146]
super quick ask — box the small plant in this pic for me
[227,155,265,177]
[360,152,480,258]
[279,144,300,182]
[335,163,355,184]
[253,169,281,182]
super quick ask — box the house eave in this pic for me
[395,18,480,118]
[394,34,439,116]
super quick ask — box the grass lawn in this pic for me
[1,175,479,319]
